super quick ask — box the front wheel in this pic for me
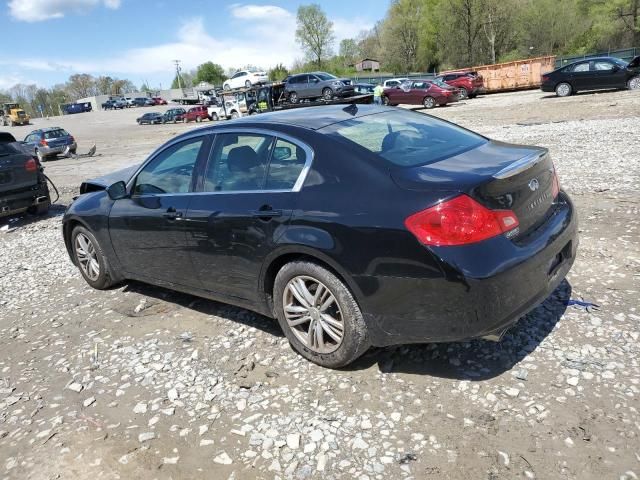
[35,149,45,162]
[196,116,202,123]
[322,88,334,100]
[555,82,572,97]
[273,261,370,368]
[211,113,219,121]
[223,84,230,91]
[628,76,640,90]
[458,87,468,100]
[245,80,252,88]
[71,226,116,290]
[288,92,298,104]
[230,111,239,119]
[423,96,436,109]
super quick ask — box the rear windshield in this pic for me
[43,129,69,139]
[320,110,487,167]
[0,142,21,156]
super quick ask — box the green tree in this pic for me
[171,71,194,89]
[381,0,427,72]
[268,63,290,81]
[194,62,226,86]
[339,38,360,66]
[295,4,335,67]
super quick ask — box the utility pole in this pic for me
[173,60,183,90]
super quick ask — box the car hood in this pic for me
[79,164,139,194]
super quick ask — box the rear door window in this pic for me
[321,110,487,167]
[571,62,590,72]
[266,139,307,190]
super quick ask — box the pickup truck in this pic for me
[0,132,50,218]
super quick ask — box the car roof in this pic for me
[566,56,622,65]
[34,127,65,133]
[216,104,397,130]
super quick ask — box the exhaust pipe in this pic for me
[35,196,49,204]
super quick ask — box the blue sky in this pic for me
[0,0,389,90]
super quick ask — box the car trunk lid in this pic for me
[391,141,556,237]
[0,140,38,194]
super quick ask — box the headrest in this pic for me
[228,146,260,173]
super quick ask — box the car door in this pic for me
[186,131,311,301]
[308,74,323,98]
[592,60,626,88]
[567,61,593,90]
[108,134,212,287]
[23,133,38,155]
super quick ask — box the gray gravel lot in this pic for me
[1,89,639,480]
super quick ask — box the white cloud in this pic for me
[9,0,121,23]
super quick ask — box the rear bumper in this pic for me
[41,142,76,156]
[363,192,578,347]
[0,180,50,217]
[540,82,555,92]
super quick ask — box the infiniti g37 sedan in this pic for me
[62,105,578,368]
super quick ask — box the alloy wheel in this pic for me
[289,92,298,104]
[556,83,571,97]
[75,232,100,281]
[423,96,436,109]
[629,77,640,90]
[458,87,468,99]
[283,276,345,354]
[323,88,333,100]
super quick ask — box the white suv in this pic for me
[223,70,268,90]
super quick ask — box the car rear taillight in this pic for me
[551,166,560,198]
[39,139,48,146]
[69,136,75,142]
[542,75,549,82]
[25,158,38,172]
[405,194,519,246]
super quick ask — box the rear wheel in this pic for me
[230,111,240,119]
[35,149,46,162]
[289,92,298,104]
[458,87,468,100]
[555,82,572,97]
[245,80,252,88]
[423,96,436,109]
[322,88,334,100]
[71,226,116,290]
[211,113,219,121]
[628,76,640,90]
[382,95,389,106]
[223,84,230,91]
[196,116,202,122]
[273,261,370,368]
[183,117,188,123]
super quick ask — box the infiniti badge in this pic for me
[528,178,540,191]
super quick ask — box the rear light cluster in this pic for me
[39,139,48,146]
[405,194,519,246]
[24,158,38,172]
[542,75,549,82]
[551,165,560,198]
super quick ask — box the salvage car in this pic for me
[163,107,186,123]
[541,56,640,96]
[383,79,459,108]
[23,127,77,162]
[284,72,354,103]
[183,105,210,123]
[435,71,485,99]
[137,112,164,125]
[223,70,269,90]
[1,132,50,217]
[62,105,577,369]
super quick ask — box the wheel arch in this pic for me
[260,246,363,317]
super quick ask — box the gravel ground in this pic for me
[1,89,639,480]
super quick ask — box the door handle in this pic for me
[162,208,183,220]
[251,206,283,219]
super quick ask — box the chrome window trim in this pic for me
[126,127,314,196]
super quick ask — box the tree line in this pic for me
[295,0,639,74]
[0,74,138,117]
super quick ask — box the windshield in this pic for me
[432,79,449,88]
[320,110,487,167]
[315,72,336,81]
[43,129,69,139]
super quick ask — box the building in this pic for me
[354,59,380,72]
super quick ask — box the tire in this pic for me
[628,76,640,90]
[555,82,572,97]
[245,80,252,88]
[230,111,239,119]
[273,261,370,368]
[35,149,45,162]
[382,95,390,106]
[458,87,468,100]
[223,84,230,91]
[196,116,202,122]
[183,117,188,123]
[211,113,219,121]
[71,225,116,290]
[322,87,334,100]
[423,96,436,109]
[289,92,298,104]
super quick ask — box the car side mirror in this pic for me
[107,180,127,200]
[273,146,292,161]
[611,65,620,72]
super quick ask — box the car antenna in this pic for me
[342,103,358,116]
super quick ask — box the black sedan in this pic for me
[62,105,578,368]
[541,55,640,97]
[137,112,164,125]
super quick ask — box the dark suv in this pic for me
[284,72,354,103]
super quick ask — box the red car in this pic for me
[383,79,459,109]
[435,72,485,99]
[182,105,210,123]
[152,97,168,105]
